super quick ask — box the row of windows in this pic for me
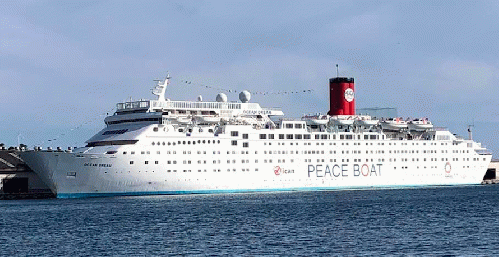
[144,138,460,150]
[129,156,487,166]
[259,134,329,140]
[284,123,304,129]
[102,129,128,135]
[107,117,160,125]
[228,132,457,146]
[123,147,471,157]
[253,133,385,140]
[165,168,260,173]
[151,140,220,146]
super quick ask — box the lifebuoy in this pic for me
[445,162,451,173]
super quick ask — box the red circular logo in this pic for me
[274,166,281,175]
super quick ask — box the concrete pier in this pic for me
[0,149,54,199]
[482,159,498,185]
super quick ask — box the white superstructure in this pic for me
[20,75,492,198]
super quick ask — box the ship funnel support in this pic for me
[328,77,355,116]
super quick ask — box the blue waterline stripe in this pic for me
[56,183,479,199]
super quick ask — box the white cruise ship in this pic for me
[20,75,492,198]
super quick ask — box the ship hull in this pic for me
[20,146,491,199]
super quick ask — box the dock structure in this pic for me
[483,159,499,185]
[0,149,54,199]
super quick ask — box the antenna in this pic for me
[336,64,339,77]
[468,118,474,140]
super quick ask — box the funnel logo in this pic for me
[344,88,354,102]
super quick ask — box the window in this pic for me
[285,123,293,129]
[243,142,249,148]
[243,134,248,139]
[286,134,293,139]
[231,140,237,146]
[295,134,302,139]
[295,124,302,129]
[279,134,285,139]
[260,134,266,139]
[102,129,128,135]
[268,134,275,139]
[231,131,239,137]
[304,134,311,139]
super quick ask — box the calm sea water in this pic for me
[1,186,499,256]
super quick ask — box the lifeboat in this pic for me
[380,118,408,130]
[175,116,192,124]
[408,118,433,131]
[330,116,355,126]
[194,115,221,124]
[301,115,329,125]
[354,117,379,127]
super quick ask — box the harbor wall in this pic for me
[0,150,54,199]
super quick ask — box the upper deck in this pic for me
[116,100,283,116]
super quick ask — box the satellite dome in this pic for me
[216,93,227,102]
[239,90,251,103]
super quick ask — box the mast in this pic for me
[152,74,170,101]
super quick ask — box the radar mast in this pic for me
[152,74,170,101]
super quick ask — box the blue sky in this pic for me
[1,0,498,156]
